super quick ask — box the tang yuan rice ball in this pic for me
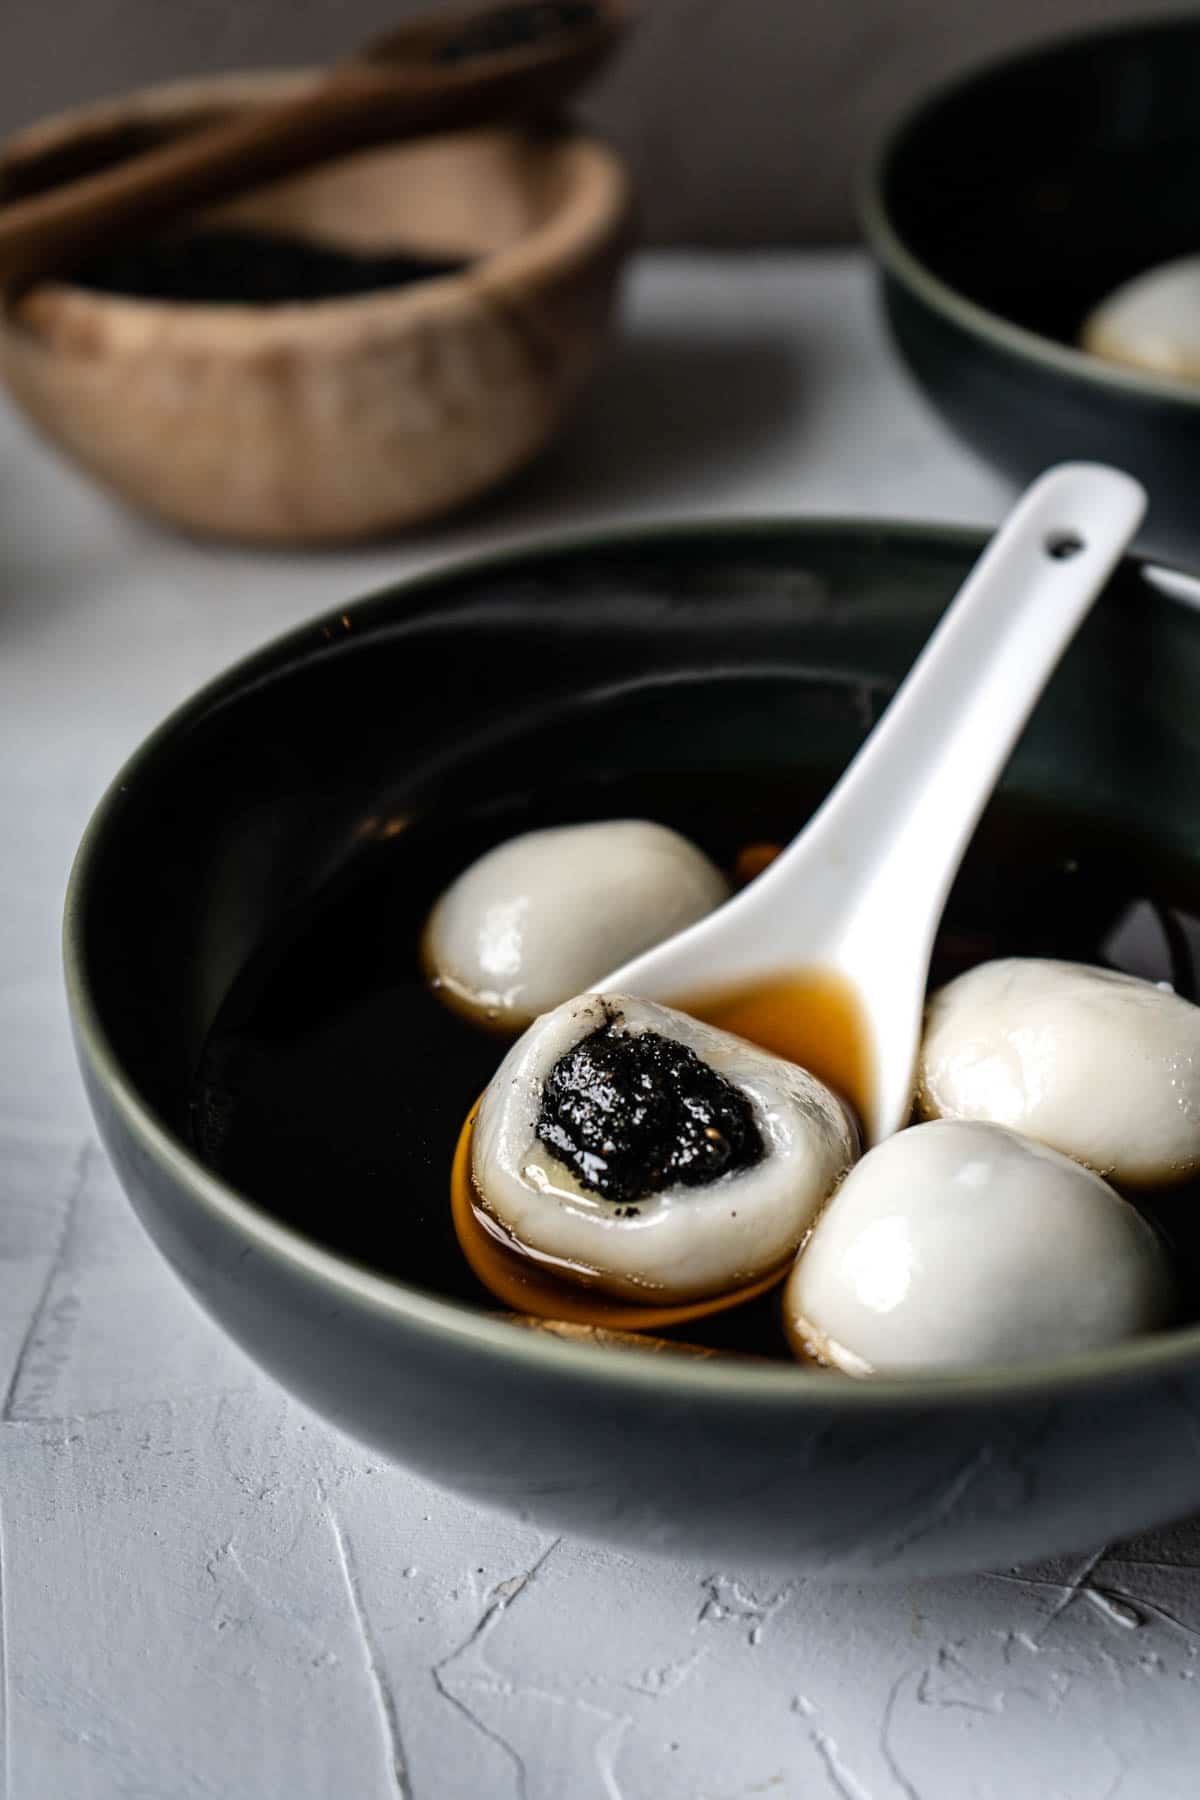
[916,958,1200,1187]
[785,1120,1174,1374]
[424,821,729,1028]
[471,992,858,1303]
[1081,257,1200,383]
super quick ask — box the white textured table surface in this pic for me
[5,251,1200,1800]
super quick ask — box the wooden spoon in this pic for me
[0,0,628,289]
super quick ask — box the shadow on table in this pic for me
[0,323,800,631]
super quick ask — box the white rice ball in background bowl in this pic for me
[1081,257,1200,383]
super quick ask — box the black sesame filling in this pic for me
[72,230,471,306]
[535,1022,765,1206]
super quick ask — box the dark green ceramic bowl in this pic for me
[863,18,1200,565]
[64,522,1200,1575]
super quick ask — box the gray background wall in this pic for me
[0,0,1184,241]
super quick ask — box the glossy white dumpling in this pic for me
[424,821,729,1027]
[917,957,1200,1187]
[786,1120,1173,1374]
[1081,257,1200,382]
[472,992,858,1302]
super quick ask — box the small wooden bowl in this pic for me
[0,72,632,542]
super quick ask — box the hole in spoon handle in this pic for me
[1044,531,1086,560]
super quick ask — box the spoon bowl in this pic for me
[605,465,1147,1140]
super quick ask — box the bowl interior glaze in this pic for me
[84,527,1198,1147]
[65,523,1200,1571]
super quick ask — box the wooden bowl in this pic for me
[0,72,632,543]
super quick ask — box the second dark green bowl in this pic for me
[864,17,1200,565]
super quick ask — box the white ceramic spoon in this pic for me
[602,463,1147,1146]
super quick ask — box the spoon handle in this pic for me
[603,464,1145,1145]
[777,461,1146,1138]
[796,462,1146,950]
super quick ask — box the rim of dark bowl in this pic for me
[62,515,1200,1408]
[860,12,1200,413]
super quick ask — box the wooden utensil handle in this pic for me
[0,1,625,286]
